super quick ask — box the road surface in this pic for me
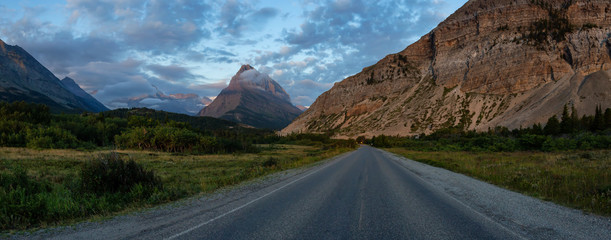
[12,146,611,239]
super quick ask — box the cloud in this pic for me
[12,33,122,76]
[64,59,165,108]
[204,47,236,57]
[188,80,229,98]
[67,0,213,53]
[295,79,334,90]
[0,0,465,109]
[217,0,279,37]
[252,0,456,106]
[283,79,334,106]
[98,79,156,109]
[67,59,144,90]
[292,96,313,106]
[0,6,124,76]
[147,64,203,82]
[252,7,280,22]
[139,98,165,105]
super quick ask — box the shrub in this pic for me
[0,167,52,229]
[80,152,162,195]
[262,157,278,168]
[26,126,79,149]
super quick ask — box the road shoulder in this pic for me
[380,149,611,240]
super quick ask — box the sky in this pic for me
[0,0,467,109]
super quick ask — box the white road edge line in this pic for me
[165,151,352,240]
[382,150,528,240]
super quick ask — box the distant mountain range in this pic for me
[127,86,212,116]
[282,0,611,137]
[0,39,108,113]
[0,39,301,129]
[199,65,302,130]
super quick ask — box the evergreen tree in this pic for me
[544,115,560,135]
[560,104,572,134]
[604,108,611,129]
[592,105,605,131]
[531,123,543,135]
[570,104,580,131]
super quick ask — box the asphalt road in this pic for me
[13,146,611,240]
[168,145,520,240]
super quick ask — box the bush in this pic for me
[26,126,79,149]
[262,157,278,168]
[0,167,52,229]
[80,152,162,195]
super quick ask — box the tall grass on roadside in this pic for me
[388,149,611,216]
[198,147,352,192]
[0,153,168,231]
[0,144,355,231]
[81,152,162,195]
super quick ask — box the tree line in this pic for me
[0,101,265,153]
[369,104,611,152]
[0,101,356,153]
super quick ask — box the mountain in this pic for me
[61,77,109,112]
[127,86,211,115]
[296,105,309,112]
[0,39,106,113]
[199,65,302,130]
[282,0,611,138]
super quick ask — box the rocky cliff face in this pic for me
[199,65,302,129]
[282,0,611,138]
[0,39,107,113]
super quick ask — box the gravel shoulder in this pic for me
[380,148,611,240]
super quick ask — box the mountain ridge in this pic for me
[282,0,611,138]
[199,65,302,130]
[0,39,107,113]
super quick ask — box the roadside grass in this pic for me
[386,148,611,216]
[0,145,354,231]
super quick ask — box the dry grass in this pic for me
[0,145,350,193]
[387,148,611,216]
[0,145,353,230]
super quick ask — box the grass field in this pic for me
[386,148,611,216]
[0,145,353,231]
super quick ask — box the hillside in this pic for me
[0,39,107,113]
[282,0,611,138]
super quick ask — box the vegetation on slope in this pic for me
[368,105,611,152]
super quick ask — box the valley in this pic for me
[1,0,611,238]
